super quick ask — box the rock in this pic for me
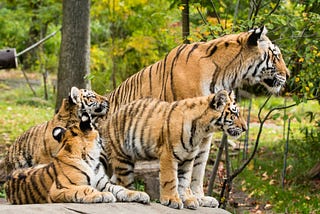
[0,202,231,214]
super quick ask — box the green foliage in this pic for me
[89,0,180,93]
[0,1,62,72]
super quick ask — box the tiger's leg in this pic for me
[49,183,115,203]
[159,151,183,209]
[177,159,199,209]
[190,136,219,208]
[97,173,150,204]
[110,157,135,189]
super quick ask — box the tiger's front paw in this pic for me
[160,196,183,209]
[117,190,150,204]
[197,196,219,208]
[129,191,150,204]
[84,192,116,203]
[183,196,199,210]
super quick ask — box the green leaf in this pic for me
[272,113,281,120]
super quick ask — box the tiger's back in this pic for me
[104,90,246,209]
[105,26,289,115]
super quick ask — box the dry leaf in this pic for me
[269,179,277,185]
[264,203,273,210]
[304,195,311,201]
[262,171,269,181]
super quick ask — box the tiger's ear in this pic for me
[229,90,236,101]
[247,26,267,46]
[69,86,80,104]
[80,112,93,132]
[210,90,229,111]
[52,127,66,143]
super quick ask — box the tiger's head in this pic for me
[69,87,109,120]
[208,26,289,94]
[243,26,289,94]
[52,112,102,158]
[211,90,247,138]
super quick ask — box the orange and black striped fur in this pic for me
[99,26,289,207]
[5,113,150,204]
[103,90,246,209]
[4,87,109,177]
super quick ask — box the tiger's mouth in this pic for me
[226,127,244,138]
[261,73,286,94]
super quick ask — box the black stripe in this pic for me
[57,159,88,185]
[180,121,189,152]
[148,65,153,94]
[170,45,188,100]
[30,169,47,202]
[252,52,267,77]
[189,119,197,147]
[186,43,199,63]
[160,54,168,100]
[162,179,175,188]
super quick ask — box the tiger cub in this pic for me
[5,112,150,204]
[3,86,109,178]
[103,90,246,209]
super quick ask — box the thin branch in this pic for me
[267,0,281,17]
[218,96,320,206]
[196,7,215,37]
[209,0,221,25]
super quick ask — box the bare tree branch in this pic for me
[218,95,320,207]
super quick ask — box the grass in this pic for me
[0,81,55,158]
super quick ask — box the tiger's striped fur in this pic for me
[99,26,289,207]
[4,87,109,177]
[5,113,150,204]
[103,90,246,209]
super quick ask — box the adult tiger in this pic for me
[5,112,150,204]
[103,90,246,209]
[3,87,109,178]
[99,26,289,207]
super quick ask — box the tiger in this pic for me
[98,26,290,207]
[5,112,150,204]
[3,86,109,178]
[102,90,246,209]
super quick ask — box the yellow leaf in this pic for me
[247,161,254,170]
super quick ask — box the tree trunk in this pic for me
[182,0,190,44]
[55,0,91,112]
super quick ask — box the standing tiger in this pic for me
[5,112,150,204]
[99,26,289,207]
[3,87,109,178]
[103,90,246,209]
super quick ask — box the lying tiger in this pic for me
[103,90,246,209]
[5,112,150,204]
[3,86,109,178]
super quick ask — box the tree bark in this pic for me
[182,0,190,44]
[55,0,91,112]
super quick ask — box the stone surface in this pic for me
[0,202,231,214]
